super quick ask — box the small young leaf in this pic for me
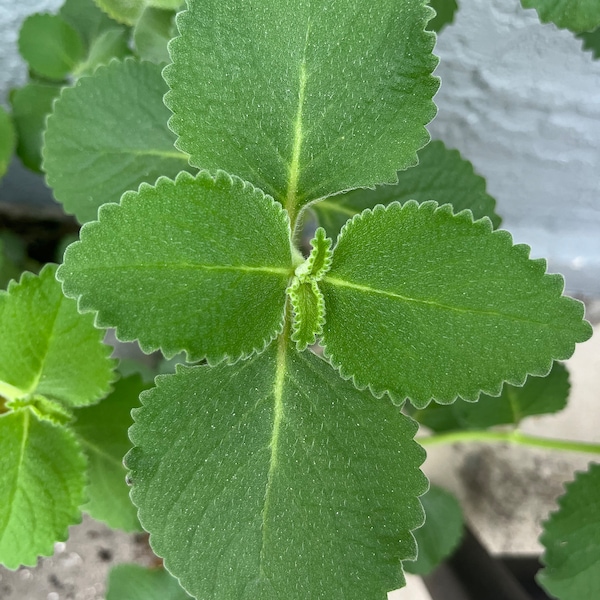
[538,464,600,599]
[0,264,115,407]
[127,342,427,599]
[18,13,85,81]
[94,0,146,25]
[8,395,74,427]
[43,59,192,223]
[412,362,570,432]
[578,26,600,58]
[288,279,325,351]
[313,140,501,239]
[0,106,15,181]
[133,7,175,63]
[0,410,87,569]
[60,0,118,48]
[521,0,600,33]
[75,28,132,76]
[428,0,458,33]
[294,227,333,283]
[165,0,439,220]
[404,485,464,576]
[107,564,192,600]
[73,375,150,532]
[10,83,61,173]
[321,202,591,408]
[58,171,293,364]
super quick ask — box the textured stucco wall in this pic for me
[1,0,599,292]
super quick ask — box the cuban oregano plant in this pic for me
[39,0,593,597]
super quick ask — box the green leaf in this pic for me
[294,227,333,283]
[288,279,325,351]
[75,28,132,76]
[521,0,600,33]
[0,409,87,569]
[73,375,149,532]
[404,485,463,576]
[127,341,427,599]
[538,463,600,599]
[313,140,501,240]
[412,362,570,432]
[107,564,192,600]
[10,83,61,173]
[0,264,115,408]
[18,13,85,81]
[58,171,293,364]
[133,7,175,63]
[43,59,192,224]
[94,0,183,26]
[165,0,439,222]
[428,0,458,33]
[578,26,600,58]
[60,0,119,48]
[320,202,592,408]
[0,106,15,181]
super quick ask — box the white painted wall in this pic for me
[1,0,599,293]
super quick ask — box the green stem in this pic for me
[419,429,600,455]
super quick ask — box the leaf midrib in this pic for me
[74,264,291,276]
[323,275,558,326]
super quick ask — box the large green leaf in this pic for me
[107,564,192,600]
[428,0,458,32]
[404,485,463,576]
[320,202,592,408]
[411,362,570,432]
[0,106,14,181]
[165,0,439,223]
[73,375,149,532]
[127,342,427,599]
[58,171,294,364]
[43,59,191,223]
[10,83,61,173]
[0,409,87,569]
[0,264,115,408]
[538,463,600,599]
[18,13,85,81]
[313,140,501,239]
[521,0,600,33]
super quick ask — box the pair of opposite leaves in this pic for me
[57,169,591,409]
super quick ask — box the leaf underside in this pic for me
[313,140,501,240]
[538,463,600,599]
[58,171,293,364]
[411,362,570,432]
[165,0,439,215]
[0,410,87,569]
[0,264,115,408]
[321,201,591,407]
[43,59,193,223]
[521,0,600,33]
[106,564,192,600]
[127,342,427,600]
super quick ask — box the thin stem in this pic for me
[419,429,600,455]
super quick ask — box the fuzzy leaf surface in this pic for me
[0,410,87,568]
[10,83,61,173]
[43,59,191,223]
[18,14,85,80]
[411,362,570,432]
[107,564,192,600]
[313,140,501,239]
[521,0,600,32]
[0,106,14,181]
[404,485,463,576]
[166,0,438,219]
[133,7,175,63]
[73,375,149,532]
[127,342,427,600]
[321,202,591,407]
[58,171,293,364]
[538,463,600,599]
[288,279,325,351]
[0,264,115,407]
[428,0,458,32]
